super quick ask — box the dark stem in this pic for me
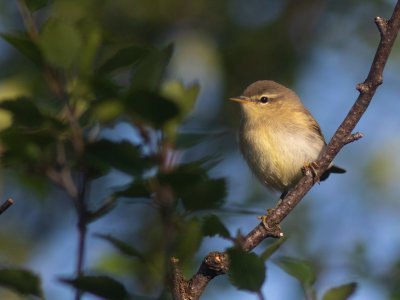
[74,174,89,300]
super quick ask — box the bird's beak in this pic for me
[229,96,252,104]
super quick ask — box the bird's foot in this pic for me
[303,161,320,184]
[257,214,282,237]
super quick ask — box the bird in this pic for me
[229,80,345,201]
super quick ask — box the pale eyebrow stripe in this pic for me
[254,93,279,99]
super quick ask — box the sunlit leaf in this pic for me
[60,275,128,300]
[161,81,199,116]
[39,18,82,69]
[96,234,145,260]
[323,282,357,300]
[228,249,266,291]
[91,99,124,123]
[273,256,316,286]
[0,268,43,298]
[202,214,230,238]
[0,33,43,65]
[161,81,199,139]
[98,45,149,73]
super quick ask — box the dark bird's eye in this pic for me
[260,96,269,103]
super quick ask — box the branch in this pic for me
[0,199,13,215]
[171,1,400,299]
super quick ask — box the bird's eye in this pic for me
[260,96,269,103]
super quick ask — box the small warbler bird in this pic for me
[230,80,345,199]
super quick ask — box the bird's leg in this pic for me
[303,162,320,183]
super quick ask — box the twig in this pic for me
[0,199,13,215]
[171,1,400,299]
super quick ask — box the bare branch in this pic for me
[171,1,400,299]
[0,199,13,215]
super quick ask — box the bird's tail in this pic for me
[320,165,346,181]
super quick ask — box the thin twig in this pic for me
[0,199,13,215]
[171,1,400,299]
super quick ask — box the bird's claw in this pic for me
[303,161,320,184]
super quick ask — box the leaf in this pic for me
[273,256,316,286]
[84,139,156,176]
[125,90,180,128]
[260,236,288,261]
[98,45,150,73]
[228,249,266,292]
[95,234,144,260]
[0,268,43,298]
[0,97,44,128]
[129,44,173,92]
[0,127,56,168]
[25,0,48,11]
[202,214,230,238]
[60,275,128,300]
[38,18,82,69]
[161,81,199,117]
[161,81,199,139]
[158,162,226,211]
[114,180,151,199]
[174,218,203,262]
[322,282,357,300]
[0,33,43,65]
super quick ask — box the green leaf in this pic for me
[0,97,44,128]
[114,180,151,199]
[202,214,230,238]
[0,33,43,65]
[228,249,266,291]
[84,139,156,176]
[0,268,43,298]
[158,162,226,211]
[0,127,56,168]
[323,282,357,300]
[161,81,199,139]
[130,44,173,92]
[98,45,150,73]
[125,90,180,128]
[60,275,128,300]
[96,234,144,260]
[161,81,199,116]
[260,236,288,261]
[273,256,316,286]
[25,0,48,11]
[174,218,203,263]
[38,18,82,69]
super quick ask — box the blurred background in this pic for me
[0,0,400,299]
